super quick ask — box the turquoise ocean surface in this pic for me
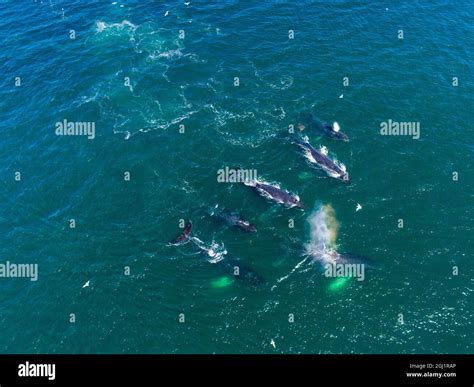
[0,0,472,353]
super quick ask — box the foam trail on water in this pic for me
[95,20,137,34]
[190,236,227,263]
[272,256,310,291]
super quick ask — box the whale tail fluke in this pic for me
[170,220,193,245]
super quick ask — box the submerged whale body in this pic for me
[192,238,265,285]
[211,208,257,232]
[298,111,349,141]
[220,258,266,285]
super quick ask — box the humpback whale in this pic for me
[298,111,349,141]
[310,249,378,270]
[171,224,265,285]
[294,136,350,183]
[309,249,378,282]
[243,180,304,209]
[306,204,379,283]
[170,221,193,245]
[210,207,257,232]
[321,122,349,142]
[220,257,266,285]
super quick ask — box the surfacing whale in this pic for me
[294,136,350,184]
[322,121,349,142]
[210,206,257,232]
[298,111,349,142]
[170,223,265,285]
[244,180,304,209]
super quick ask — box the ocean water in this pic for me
[0,0,472,354]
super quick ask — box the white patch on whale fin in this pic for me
[319,146,329,156]
[333,122,340,132]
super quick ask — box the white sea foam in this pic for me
[274,106,286,119]
[269,75,293,90]
[204,104,255,128]
[191,237,227,263]
[95,20,137,33]
[157,48,183,59]
[114,110,198,139]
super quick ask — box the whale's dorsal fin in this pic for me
[333,122,340,132]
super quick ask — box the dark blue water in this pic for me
[0,0,472,353]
